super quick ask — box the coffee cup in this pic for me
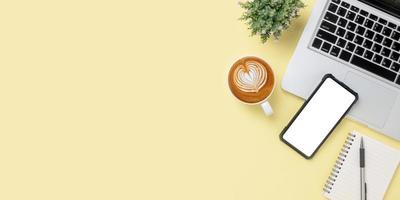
[228,56,276,116]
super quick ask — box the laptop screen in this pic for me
[380,0,400,10]
[360,0,400,18]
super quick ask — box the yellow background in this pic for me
[0,0,399,199]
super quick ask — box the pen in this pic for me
[360,137,367,200]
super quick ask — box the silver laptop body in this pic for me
[283,0,400,140]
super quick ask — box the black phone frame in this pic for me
[279,74,359,159]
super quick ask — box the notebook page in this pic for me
[325,131,400,200]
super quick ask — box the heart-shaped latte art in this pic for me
[233,61,267,93]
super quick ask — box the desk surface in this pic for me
[1,0,399,199]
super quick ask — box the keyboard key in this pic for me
[337,38,347,47]
[328,3,339,13]
[351,55,397,81]
[317,29,338,44]
[364,19,374,29]
[321,42,332,53]
[354,35,364,45]
[337,7,347,17]
[346,11,356,21]
[321,20,337,33]
[332,0,341,4]
[345,32,355,41]
[373,23,383,32]
[383,38,393,48]
[338,18,348,28]
[355,15,365,25]
[378,18,387,25]
[345,42,356,52]
[390,52,400,61]
[362,39,373,49]
[341,1,350,8]
[312,38,323,49]
[392,42,400,51]
[339,50,352,61]
[346,22,356,31]
[382,48,391,57]
[382,58,392,68]
[369,14,378,20]
[355,46,365,56]
[336,27,346,37]
[391,31,400,40]
[372,43,382,53]
[325,12,339,24]
[373,54,383,64]
[373,34,383,43]
[391,63,400,72]
[364,50,373,59]
[365,30,374,39]
[355,26,365,35]
[360,10,369,17]
[382,27,392,37]
[330,46,341,56]
[397,75,400,85]
[350,5,359,12]
[388,22,397,29]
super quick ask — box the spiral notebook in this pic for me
[323,131,400,200]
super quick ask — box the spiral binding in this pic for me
[323,133,356,194]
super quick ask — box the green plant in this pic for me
[239,0,305,43]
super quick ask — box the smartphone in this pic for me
[280,74,358,159]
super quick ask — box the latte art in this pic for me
[228,56,275,104]
[233,61,267,93]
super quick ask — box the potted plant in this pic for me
[239,0,305,43]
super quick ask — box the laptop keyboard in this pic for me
[310,0,400,86]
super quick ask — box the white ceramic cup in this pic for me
[228,56,276,116]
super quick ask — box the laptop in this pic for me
[283,0,400,140]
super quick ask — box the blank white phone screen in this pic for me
[282,78,356,157]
